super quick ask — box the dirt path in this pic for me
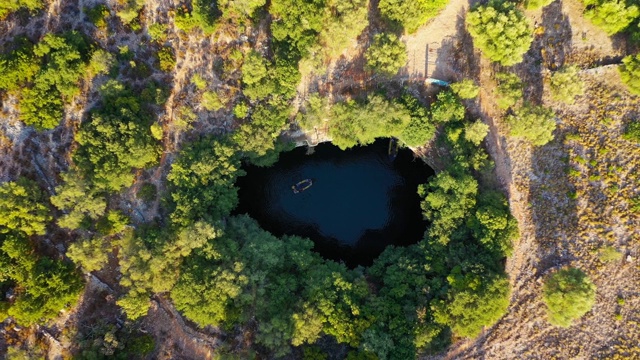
[402,0,468,79]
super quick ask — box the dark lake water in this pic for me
[234,138,434,267]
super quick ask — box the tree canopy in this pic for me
[365,33,407,77]
[0,178,51,236]
[378,0,449,34]
[543,268,596,327]
[506,104,557,146]
[619,53,640,95]
[466,1,533,66]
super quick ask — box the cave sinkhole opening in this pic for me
[234,138,435,267]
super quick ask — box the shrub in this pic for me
[464,120,489,145]
[466,1,533,66]
[598,246,622,262]
[583,0,639,35]
[116,0,144,25]
[157,47,176,72]
[495,72,523,109]
[623,120,640,142]
[86,4,110,29]
[234,102,249,118]
[543,268,596,327]
[619,54,640,95]
[0,0,42,19]
[506,104,556,146]
[191,74,207,90]
[148,23,168,43]
[0,177,51,236]
[525,0,554,10]
[174,0,221,34]
[549,66,584,104]
[202,91,224,111]
[451,79,479,99]
[365,33,407,77]
[378,0,449,34]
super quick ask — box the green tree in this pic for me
[157,46,176,72]
[175,0,221,34]
[202,91,224,111]
[450,79,479,99]
[619,53,640,95]
[419,171,478,245]
[378,0,449,34]
[583,0,639,35]
[433,275,510,338]
[623,120,640,142]
[549,66,584,104]
[50,171,106,230]
[67,237,110,272]
[0,178,51,236]
[73,80,161,192]
[1,234,83,326]
[168,137,244,227]
[329,94,412,149]
[365,33,407,77]
[430,91,465,123]
[20,33,91,130]
[466,1,533,66]
[495,72,523,109]
[464,120,489,146]
[398,92,436,147]
[543,268,596,327]
[506,104,556,146]
[0,0,42,19]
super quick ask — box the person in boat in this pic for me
[292,179,313,193]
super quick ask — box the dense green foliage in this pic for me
[175,0,221,34]
[450,79,479,99]
[398,93,437,147]
[0,33,111,130]
[543,268,596,327]
[583,0,639,35]
[73,80,161,192]
[157,46,176,72]
[619,53,640,95]
[623,120,640,142]
[0,178,51,236]
[0,33,100,130]
[270,0,369,75]
[378,0,449,33]
[0,234,83,325]
[495,72,523,109]
[296,92,437,150]
[165,89,515,358]
[172,216,371,355]
[0,0,42,19]
[117,222,219,319]
[329,95,412,149]
[167,137,244,227]
[466,1,533,66]
[0,178,83,326]
[549,66,584,104]
[365,34,407,77]
[506,104,557,146]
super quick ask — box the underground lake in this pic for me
[234,138,435,267]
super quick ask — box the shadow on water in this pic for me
[234,139,435,267]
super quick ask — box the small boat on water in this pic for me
[388,137,399,161]
[292,179,313,193]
